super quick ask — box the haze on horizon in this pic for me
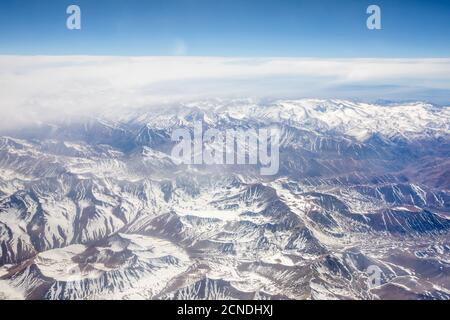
[0,56,450,130]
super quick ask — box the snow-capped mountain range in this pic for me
[0,99,449,300]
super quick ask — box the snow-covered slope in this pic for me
[0,99,449,300]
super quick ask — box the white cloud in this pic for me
[0,56,449,130]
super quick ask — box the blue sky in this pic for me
[0,0,449,57]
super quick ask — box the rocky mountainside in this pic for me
[0,99,449,300]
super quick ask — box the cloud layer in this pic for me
[1,56,450,130]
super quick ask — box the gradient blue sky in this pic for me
[0,0,449,57]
